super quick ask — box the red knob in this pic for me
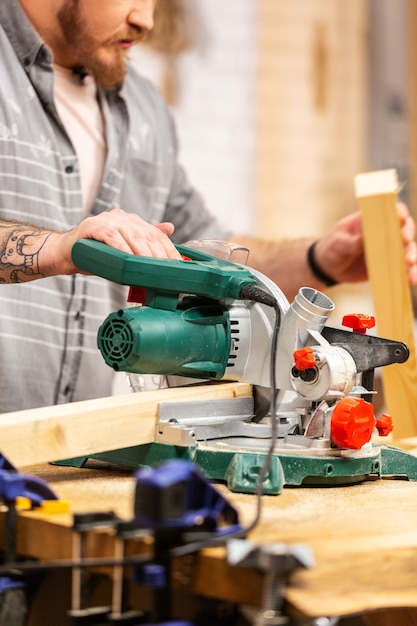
[342,313,375,334]
[127,287,146,304]
[375,413,394,437]
[293,347,316,370]
[331,396,375,449]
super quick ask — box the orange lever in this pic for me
[342,313,375,334]
[293,347,316,370]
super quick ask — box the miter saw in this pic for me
[59,239,417,494]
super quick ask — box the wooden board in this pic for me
[0,382,252,469]
[355,169,417,438]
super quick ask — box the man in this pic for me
[0,0,415,412]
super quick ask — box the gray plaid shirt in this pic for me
[0,0,229,412]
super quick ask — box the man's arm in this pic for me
[0,209,181,284]
[0,223,53,283]
[231,204,417,302]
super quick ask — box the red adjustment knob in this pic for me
[293,347,316,370]
[375,413,394,437]
[342,313,375,334]
[330,396,375,449]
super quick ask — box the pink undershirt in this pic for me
[53,65,107,216]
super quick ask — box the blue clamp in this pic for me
[134,459,242,536]
[0,453,58,506]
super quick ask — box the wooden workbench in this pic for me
[7,459,417,625]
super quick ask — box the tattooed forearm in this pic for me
[0,226,53,283]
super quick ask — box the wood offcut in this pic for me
[355,169,417,438]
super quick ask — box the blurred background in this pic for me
[129,0,415,326]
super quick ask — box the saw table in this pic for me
[4,458,417,626]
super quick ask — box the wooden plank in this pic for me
[0,382,252,469]
[354,169,417,438]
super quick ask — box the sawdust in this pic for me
[217,478,417,547]
[28,462,136,519]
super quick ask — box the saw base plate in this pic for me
[53,442,417,495]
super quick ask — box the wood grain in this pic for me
[355,169,417,438]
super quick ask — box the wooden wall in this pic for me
[256,0,369,242]
[368,0,409,201]
[408,0,417,229]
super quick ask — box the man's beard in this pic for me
[57,0,132,90]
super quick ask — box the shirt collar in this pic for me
[0,0,53,72]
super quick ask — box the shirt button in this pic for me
[65,165,74,174]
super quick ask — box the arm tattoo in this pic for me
[0,226,53,283]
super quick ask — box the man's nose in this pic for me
[128,0,155,33]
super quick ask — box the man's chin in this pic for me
[89,64,126,90]
[85,50,127,90]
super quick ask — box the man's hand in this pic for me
[312,202,417,287]
[51,208,182,275]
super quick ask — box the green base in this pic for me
[53,442,417,495]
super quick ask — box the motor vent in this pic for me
[98,315,135,368]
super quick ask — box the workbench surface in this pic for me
[7,461,417,620]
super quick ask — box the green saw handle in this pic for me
[72,239,257,301]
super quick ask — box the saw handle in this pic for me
[71,239,258,301]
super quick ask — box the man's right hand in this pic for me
[52,208,182,275]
